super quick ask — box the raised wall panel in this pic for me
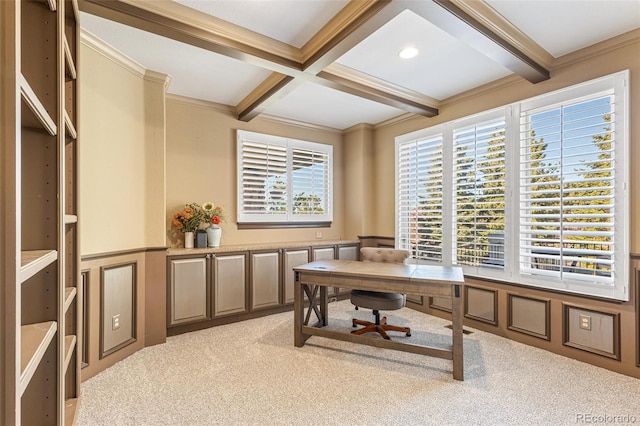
[251,251,280,310]
[637,267,640,367]
[508,294,550,340]
[430,296,452,312]
[406,294,423,305]
[101,263,136,357]
[563,303,620,360]
[214,254,247,317]
[283,249,310,304]
[169,257,208,326]
[465,286,497,325]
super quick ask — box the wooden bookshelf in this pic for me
[1,0,81,423]
[20,321,57,395]
[20,250,58,283]
[20,74,57,136]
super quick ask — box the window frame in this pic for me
[237,130,333,228]
[395,71,629,301]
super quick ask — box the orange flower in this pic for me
[211,216,221,225]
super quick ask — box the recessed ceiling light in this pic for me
[398,47,419,59]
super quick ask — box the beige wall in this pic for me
[343,124,375,239]
[79,40,167,255]
[165,97,345,246]
[372,36,640,252]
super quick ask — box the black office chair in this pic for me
[350,248,412,340]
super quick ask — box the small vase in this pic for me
[184,231,194,249]
[206,225,222,248]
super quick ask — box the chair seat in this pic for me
[350,290,405,311]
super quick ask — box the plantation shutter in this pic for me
[237,130,332,224]
[452,118,506,269]
[239,140,288,218]
[291,144,330,216]
[397,135,444,261]
[519,94,615,285]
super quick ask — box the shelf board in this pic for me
[64,398,79,426]
[64,38,77,80]
[64,287,77,314]
[63,335,77,374]
[65,214,78,224]
[20,74,57,136]
[64,109,77,139]
[20,321,57,396]
[21,250,58,283]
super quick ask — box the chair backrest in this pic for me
[360,248,410,265]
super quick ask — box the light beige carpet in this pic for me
[78,300,640,425]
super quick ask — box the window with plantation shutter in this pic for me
[396,71,628,300]
[237,130,332,226]
[397,134,444,261]
[452,118,506,270]
[519,93,619,293]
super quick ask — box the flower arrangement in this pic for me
[202,201,226,227]
[171,203,204,233]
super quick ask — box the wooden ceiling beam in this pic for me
[428,0,550,83]
[80,0,552,124]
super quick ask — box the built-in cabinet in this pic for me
[282,248,312,304]
[166,242,359,335]
[2,0,81,424]
[250,250,280,311]
[213,252,248,317]
[168,256,209,326]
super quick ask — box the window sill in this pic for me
[237,221,332,230]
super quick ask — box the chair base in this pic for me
[351,310,411,340]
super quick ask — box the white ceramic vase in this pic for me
[184,231,194,249]
[206,225,222,247]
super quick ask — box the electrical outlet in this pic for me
[112,314,121,331]
[315,231,323,239]
[579,314,591,330]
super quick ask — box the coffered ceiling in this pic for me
[79,0,640,131]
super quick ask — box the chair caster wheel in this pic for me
[384,336,391,340]
[406,332,412,337]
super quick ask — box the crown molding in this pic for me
[343,123,375,134]
[144,70,171,91]
[552,29,640,71]
[165,93,235,115]
[439,74,523,108]
[80,28,146,78]
[165,93,341,133]
[256,113,343,134]
[373,112,419,130]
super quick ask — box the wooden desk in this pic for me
[293,260,465,380]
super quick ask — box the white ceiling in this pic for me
[79,0,640,131]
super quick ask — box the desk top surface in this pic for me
[294,260,464,285]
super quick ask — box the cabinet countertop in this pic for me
[166,239,360,256]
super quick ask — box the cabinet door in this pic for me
[169,257,208,326]
[312,246,335,261]
[311,246,336,297]
[283,249,310,305]
[336,244,359,295]
[214,254,247,317]
[251,251,280,310]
